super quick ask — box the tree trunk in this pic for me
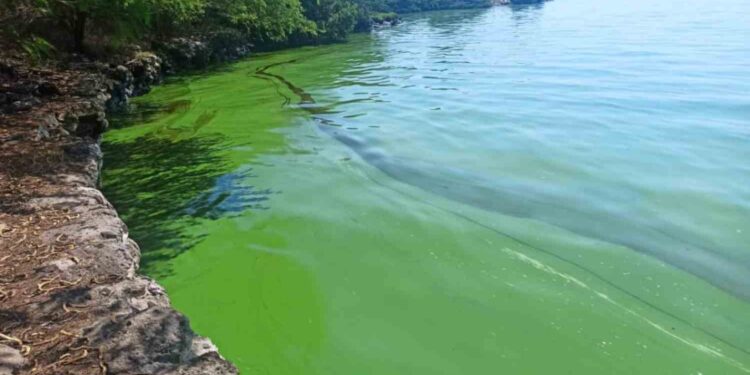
[72,11,87,53]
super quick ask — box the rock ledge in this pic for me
[0,53,238,374]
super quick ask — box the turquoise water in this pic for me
[325,0,750,298]
[104,0,750,373]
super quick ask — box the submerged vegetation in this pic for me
[0,0,492,58]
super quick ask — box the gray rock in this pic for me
[84,278,237,374]
[36,81,60,96]
[34,123,50,141]
[0,344,26,375]
[0,47,238,375]
[9,99,34,113]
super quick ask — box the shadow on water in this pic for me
[504,1,548,29]
[103,109,272,278]
[509,0,549,7]
[509,3,546,16]
[422,8,489,32]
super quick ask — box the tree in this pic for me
[301,0,359,42]
[0,0,493,59]
[203,0,314,46]
[24,0,205,52]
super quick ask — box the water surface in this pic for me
[104,0,750,373]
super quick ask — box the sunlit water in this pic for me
[103,0,750,373]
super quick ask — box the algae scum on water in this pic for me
[104,0,750,373]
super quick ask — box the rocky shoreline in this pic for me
[0,45,242,374]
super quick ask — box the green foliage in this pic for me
[371,11,398,23]
[0,0,492,58]
[355,0,492,13]
[20,35,57,64]
[204,0,314,44]
[0,0,206,53]
[301,0,360,42]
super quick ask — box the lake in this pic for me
[103,0,750,373]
